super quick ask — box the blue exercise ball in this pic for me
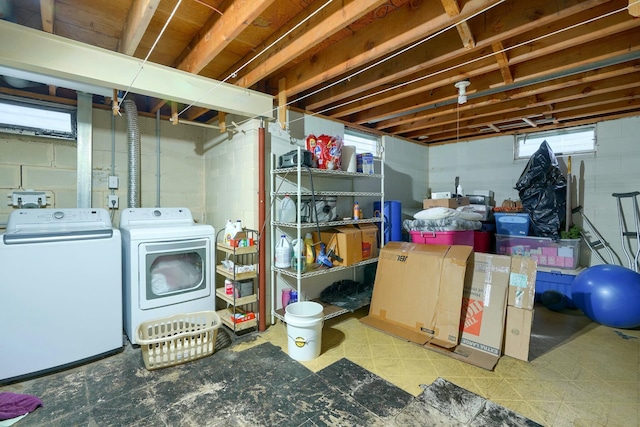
[572,264,640,329]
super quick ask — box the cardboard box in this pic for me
[357,223,379,260]
[459,254,510,359]
[503,306,534,361]
[424,253,510,370]
[508,256,537,310]
[361,242,473,349]
[423,197,469,209]
[314,226,363,267]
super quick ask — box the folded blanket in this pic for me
[0,392,42,421]
[403,217,482,232]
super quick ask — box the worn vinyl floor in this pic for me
[1,304,638,426]
[1,335,538,426]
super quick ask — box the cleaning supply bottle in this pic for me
[279,194,296,223]
[353,201,361,220]
[304,232,315,265]
[274,234,292,268]
[291,238,305,272]
[224,219,234,245]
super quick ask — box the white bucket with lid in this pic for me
[284,301,324,361]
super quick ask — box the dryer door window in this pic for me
[138,239,212,310]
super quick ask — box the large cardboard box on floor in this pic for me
[504,306,535,361]
[314,226,362,267]
[361,242,474,349]
[424,253,510,370]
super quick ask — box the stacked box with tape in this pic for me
[504,256,537,362]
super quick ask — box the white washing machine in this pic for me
[0,208,123,384]
[120,207,216,344]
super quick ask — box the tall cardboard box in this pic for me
[361,242,473,349]
[424,253,510,370]
[508,256,537,310]
[504,306,534,361]
[357,223,379,260]
[504,256,536,362]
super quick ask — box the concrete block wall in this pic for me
[203,117,261,236]
[1,108,207,229]
[428,116,640,268]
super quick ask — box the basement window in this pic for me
[344,128,381,157]
[515,125,596,159]
[0,97,76,140]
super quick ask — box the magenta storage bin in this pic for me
[410,230,474,246]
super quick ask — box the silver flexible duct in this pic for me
[122,99,141,208]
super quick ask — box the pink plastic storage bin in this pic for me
[495,234,580,269]
[410,230,474,246]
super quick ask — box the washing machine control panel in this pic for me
[5,208,113,233]
[119,207,195,228]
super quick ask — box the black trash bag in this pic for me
[515,140,566,239]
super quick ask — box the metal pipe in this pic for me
[258,118,267,332]
[156,109,161,207]
[122,99,141,208]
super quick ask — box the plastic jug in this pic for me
[279,195,296,223]
[291,238,305,272]
[224,219,234,245]
[304,233,315,265]
[274,235,292,268]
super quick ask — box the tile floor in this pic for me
[237,305,639,427]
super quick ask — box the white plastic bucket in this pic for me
[284,301,324,361]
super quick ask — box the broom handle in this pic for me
[566,156,572,232]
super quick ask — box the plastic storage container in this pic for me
[136,310,221,370]
[494,213,530,236]
[410,230,474,246]
[535,267,583,309]
[495,235,580,269]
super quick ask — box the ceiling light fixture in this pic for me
[455,80,470,104]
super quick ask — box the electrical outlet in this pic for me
[108,176,119,189]
[108,195,119,209]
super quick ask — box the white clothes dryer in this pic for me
[120,207,215,344]
[0,208,123,384]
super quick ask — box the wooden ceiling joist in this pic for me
[119,0,161,55]
[440,0,476,49]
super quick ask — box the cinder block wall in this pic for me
[0,108,207,228]
[428,116,640,268]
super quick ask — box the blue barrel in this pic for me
[373,201,402,244]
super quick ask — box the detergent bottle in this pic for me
[223,219,234,245]
[353,201,361,220]
[274,235,292,268]
[304,232,315,265]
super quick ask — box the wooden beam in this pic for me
[171,101,178,125]
[492,41,513,84]
[119,0,161,55]
[40,0,55,33]
[630,0,640,17]
[440,0,476,49]
[522,117,537,127]
[302,0,611,112]
[178,0,275,74]
[233,0,388,88]
[272,0,504,98]
[278,78,287,130]
[218,112,227,133]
